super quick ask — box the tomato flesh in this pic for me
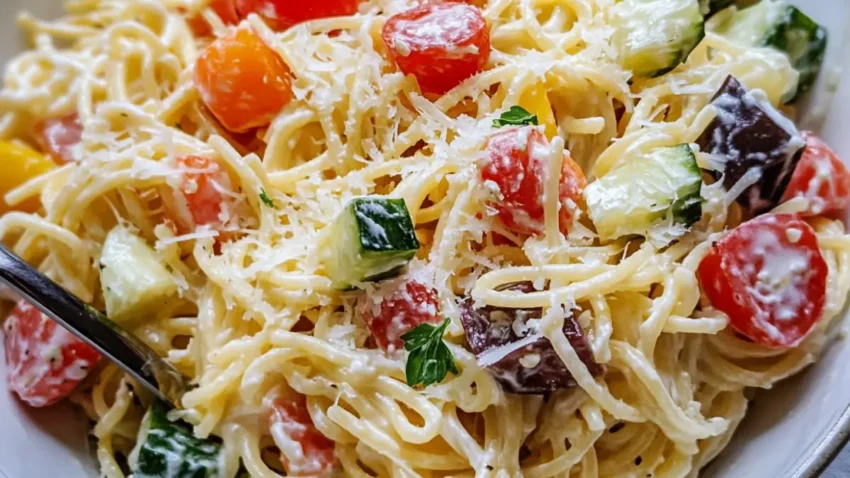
[697,214,827,348]
[269,397,336,476]
[195,25,294,132]
[3,301,101,407]
[382,2,490,95]
[480,126,586,236]
[358,281,442,353]
[782,131,850,216]
[236,0,360,31]
[162,155,236,233]
[34,114,82,164]
[187,0,239,37]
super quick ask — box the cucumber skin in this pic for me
[716,1,827,103]
[325,197,420,288]
[135,403,222,478]
[585,144,702,240]
[612,0,706,78]
[351,198,419,255]
[765,6,827,102]
[668,145,704,226]
[702,0,734,16]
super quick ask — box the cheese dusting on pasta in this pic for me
[1,0,848,477]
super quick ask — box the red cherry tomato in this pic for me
[782,131,850,216]
[3,301,101,407]
[186,0,239,37]
[163,155,237,232]
[697,214,827,348]
[358,281,442,353]
[480,126,586,236]
[195,25,294,132]
[269,397,336,476]
[34,114,82,164]
[381,2,490,95]
[236,0,360,31]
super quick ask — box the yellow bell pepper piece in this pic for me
[0,141,55,213]
[495,82,558,140]
[518,85,558,140]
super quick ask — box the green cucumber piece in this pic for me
[585,144,702,240]
[100,226,177,325]
[714,0,827,101]
[323,196,419,289]
[133,402,222,478]
[610,0,705,78]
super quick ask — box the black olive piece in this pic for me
[459,282,603,394]
[695,75,805,214]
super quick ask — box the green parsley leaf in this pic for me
[401,318,458,388]
[492,106,539,128]
[259,188,276,209]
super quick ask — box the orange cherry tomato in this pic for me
[480,126,586,236]
[195,25,294,132]
[236,0,360,31]
[269,397,336,476]
[186,0,240,37]
[381,2,491,95]
[34,114,82,164]
[697,214,827,348]
[782,131,850,216]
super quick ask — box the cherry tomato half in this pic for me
[480,126,586,236]
[382,2,490,95]
[697,214,827,348]
[163,155,238,233]
[269,397,336,476]
[782,131,850,216]
[34,114,82,164]
[357,280,442,353]
[195,25,294,132]
[236,0,360,31]
[4,301,101,407]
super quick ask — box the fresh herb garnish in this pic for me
[401,319,458,387]
[259,188,276,209]
[401,318,458,387]
[492,106,539,128]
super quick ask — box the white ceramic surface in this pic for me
[0,1,848,477]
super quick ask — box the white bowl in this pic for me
[1,1,849,477]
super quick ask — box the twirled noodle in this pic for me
[0,0,847,477]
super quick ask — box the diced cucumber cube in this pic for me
[100,226,177,324]
[585,144,702,241]
[611,0,705,78]
[132,402,222,478]
[322,196,419,289]
[713,0,827,101]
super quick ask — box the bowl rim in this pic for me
[798,400,850,477]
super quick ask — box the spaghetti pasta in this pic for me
[0,0,847,477]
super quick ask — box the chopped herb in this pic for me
[492,105,539,128]
[401,318,458,387]
[259,188,277,209]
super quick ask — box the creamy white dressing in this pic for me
[737,224,815,326]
